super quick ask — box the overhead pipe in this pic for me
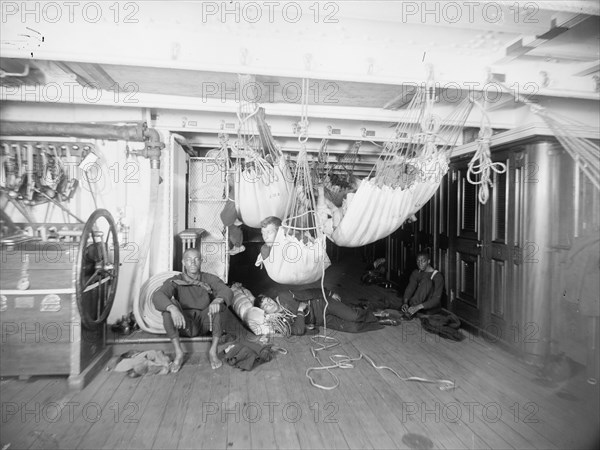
[1,121,165,168]
[1,121,145,141]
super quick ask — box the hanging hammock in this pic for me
[233,75,293,228]
[256,79,331,284]
[322,72,474,247]
[327,152,449,247]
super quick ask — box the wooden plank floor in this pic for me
[2,325,599,450]
[2,256,599,450]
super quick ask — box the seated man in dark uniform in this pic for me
[401,251,444,317]
[153,248,235,372]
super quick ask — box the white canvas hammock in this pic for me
[233,76,293,228]
[256,226,330,284]
[234,156,292,228]
[256,80,331,284]
[329,152,447,247]
[322,73,474,247]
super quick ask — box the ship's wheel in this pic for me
[75,209,120,329]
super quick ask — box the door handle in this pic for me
[476,242,483,248]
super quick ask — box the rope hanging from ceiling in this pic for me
[255,78,332,285]
[495,78,600,191]
[466,97,507,204]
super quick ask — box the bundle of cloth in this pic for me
[108,350,172,377]
[231,282,270,335]
[230,282,295,336]
[218,340,276,371]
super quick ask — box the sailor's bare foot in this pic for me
[209,352,222,370]
[171,353,186,373]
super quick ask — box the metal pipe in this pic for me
[25,144,34,200]
[0,122,146,142]
[1,121,165,168]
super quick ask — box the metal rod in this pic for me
[33,188,84,223]
[4,194,35,223]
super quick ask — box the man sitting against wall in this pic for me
[400,251,444,317]
[152,248,236,372]
[374,251,444,322]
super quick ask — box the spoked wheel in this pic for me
[76,209,120,330]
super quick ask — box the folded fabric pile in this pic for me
[218,340,276,371]
[109,350,172,377]
[420,312,465,341]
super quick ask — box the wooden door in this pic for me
[481,149,521,343]
[448,148,523,342]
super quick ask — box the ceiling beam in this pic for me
[493,14,591,64]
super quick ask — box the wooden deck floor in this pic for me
[2,255,599,449]
[1,323,599,450]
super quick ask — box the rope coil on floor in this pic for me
[306,345,456,392]
[134,270,180,334]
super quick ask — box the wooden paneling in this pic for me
[456,251,478,308]
[492,166,508,243]
[459,171,479,238]
[491,258,506,317]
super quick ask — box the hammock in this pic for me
[322,73,474,247]
[256,79,331,284]
[234,156,292,228]
[328,152,448,247]
[233,76,293,228]
[256,225,330,284]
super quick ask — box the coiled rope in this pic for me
[466,99,507,204]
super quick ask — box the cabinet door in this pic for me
[480,150,519,343]
[449,150,521,342]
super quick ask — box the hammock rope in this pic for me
[306,347,456,392]
[466,98,507,204]
[257,78,331,285]
[284,78,321,240]
[493,78,600,191]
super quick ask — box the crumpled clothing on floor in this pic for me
[420,312,465,342]
[109,349,172,377]
[218,340,276,371]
